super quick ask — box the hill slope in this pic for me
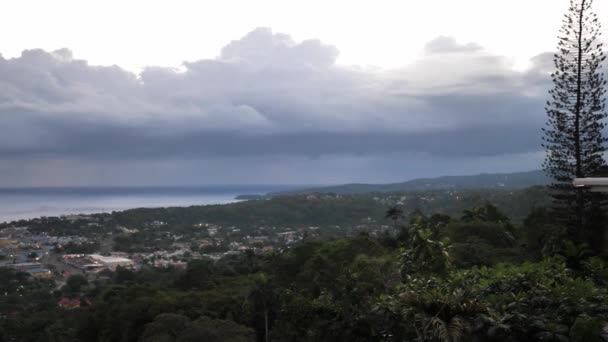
[280,170,550,195]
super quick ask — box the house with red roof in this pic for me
[57,297,91,309]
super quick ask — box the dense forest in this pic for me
[274,170,550,195]
[4,187,548,239]
[2,202,608,341]
[110,187,550,228]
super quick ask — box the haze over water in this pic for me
[0,185,302,223]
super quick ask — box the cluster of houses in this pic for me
[0,210,395,287]
[0,227,79,279]
[0,207,409,316]
[62,253,135,272]
[5,262,53,279]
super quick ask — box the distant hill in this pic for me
[277,170,550,195]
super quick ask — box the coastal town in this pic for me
[0,186,543,298]
[0,189,538,288]
[0,205,397,291]
[0,187,540,321]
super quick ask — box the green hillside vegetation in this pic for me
[273,170,550,195]
[110,186,549,230]
[3,201,608,341]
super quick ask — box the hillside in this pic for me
[108,186,550,230]
[277,170,550,195]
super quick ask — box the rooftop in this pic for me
[89,254,133,264]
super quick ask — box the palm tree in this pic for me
[560,240,593,269]
[401,229,450,279]
[400,286,488,342]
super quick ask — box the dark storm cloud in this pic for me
[0,27,551,162]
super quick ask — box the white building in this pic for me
[88,254,134,270]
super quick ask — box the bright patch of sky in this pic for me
[2,0,603,72]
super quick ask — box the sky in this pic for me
[0,0,606,186]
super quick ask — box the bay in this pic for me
[0,185,303,223]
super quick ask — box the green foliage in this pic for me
[138,313,255,342]
[139,313,193,342]
[109,187,550,233]
[385,206,405,222]
[64,274,88,294]
[179,316,255,342]
[450,237,496,267]
[380,214,608,342]
[472,259,608,340]
[522,207,563,258]
[112,266,137,284]
[583,256,608,285]
[446,221,522,267]
[57,241,101,254]
[114,231,173,253]
[570,315,604,342]
[543,0,608,245]
[558,240,594,269]
[399,281,487,342]
[446,221,514,248]
[461,202,510,224]
[401,228,450,278]
[4,199,608,341]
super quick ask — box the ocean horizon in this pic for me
[0,185,309,223]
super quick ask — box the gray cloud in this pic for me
[0,28,555,184]
[424,36,483,54]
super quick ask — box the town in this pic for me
[0,203,398,295]
[0,187,547,295]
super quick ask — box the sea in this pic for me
[0,185,304,223]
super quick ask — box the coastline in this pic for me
[0,185,312,224]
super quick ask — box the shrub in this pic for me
[570,315,604,342]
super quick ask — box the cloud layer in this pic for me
[0,28,555,185]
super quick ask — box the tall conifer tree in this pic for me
[543,0,607,245]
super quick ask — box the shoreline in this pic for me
[0,195,245,224]
[0,185,308,224]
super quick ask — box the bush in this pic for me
[450,237,494,267]
[445,221,514,248]
[570,315,604,342]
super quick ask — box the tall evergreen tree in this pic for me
[543,0,607,245]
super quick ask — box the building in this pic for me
[58,298,91,309]
[28,268,53,279]
[9,262,43,271]
[153,260,187,269]
[63,254,86,260]
[88,254,134,270]
[62,214,93,222]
